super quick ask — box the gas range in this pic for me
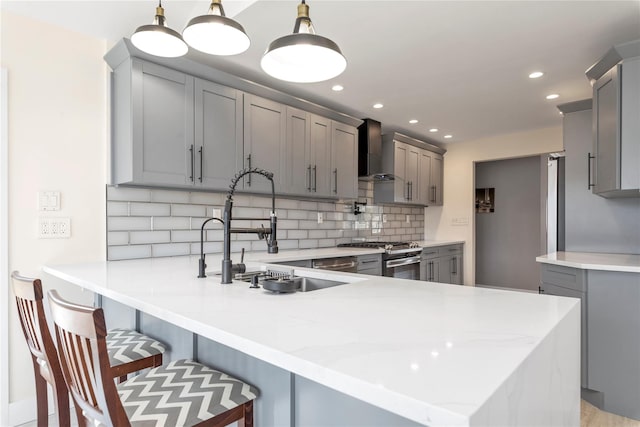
[338,241,421,255]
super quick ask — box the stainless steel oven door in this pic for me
[383,255,421,280]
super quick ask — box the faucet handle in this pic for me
[240,247,245,264]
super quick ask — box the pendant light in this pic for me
[182,0,251,56]
[131,1,188,58]
[261,0,347,83]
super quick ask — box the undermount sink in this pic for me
[297,276,346,292]
[232,271,349,292]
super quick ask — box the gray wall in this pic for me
[563,109,640,253]
[106,181,424,260]
[475,156,542,291]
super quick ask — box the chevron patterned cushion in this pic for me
[117,359,259,426]
[106,328,166,367]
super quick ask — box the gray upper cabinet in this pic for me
[331,122,358,199]
[195,79,243,189]
[309,115,332,196]
[374,133,445,206]
[586,40,640,198]
[284,107,310,196]
[112,59,195,187]
[430,154,444,205]
[243,94,287,194]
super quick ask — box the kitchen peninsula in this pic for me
[44,253,580,427]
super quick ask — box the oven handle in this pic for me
[385,256,421,268]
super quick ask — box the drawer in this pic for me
[441,244,463,255]
[422,244,463,259]
[540,264,587,292]
[357,254,381,267]
[358,267,381,276]
[421,248,441,259]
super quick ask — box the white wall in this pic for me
[1,11,107,424]
[425,126,563,286]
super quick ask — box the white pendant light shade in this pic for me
[183,0,250,56]
[131,3,188,58]
[261,1,346,83]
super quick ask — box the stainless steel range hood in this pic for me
[358,118,394,180]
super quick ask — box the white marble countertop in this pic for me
[44,255,576,426]
[241,240,465,264]
[536,251,640,273]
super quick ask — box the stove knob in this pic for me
[384,244,392,251]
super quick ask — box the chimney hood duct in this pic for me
[358,118,393,180]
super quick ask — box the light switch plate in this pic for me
[317,212,324,224]
[38,191,60,211]
[452,217,469,226]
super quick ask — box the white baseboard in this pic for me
[7,392,57,427]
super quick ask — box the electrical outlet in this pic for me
[39,217,70,238]
[406,214,411,223]
[317,212,324,224]
[382,214,387,223]
[452,217,469,226]
[211,208,222,218]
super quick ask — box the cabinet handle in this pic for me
[307,165,312,192]
[539,286,544,294]
[198,147,203,183]
[452,256,457,275]
[410,181,413,200]
[189,145,195,182]
[246,154,252,186]
[587,152,595,189]
[313,165,317,192]
[333,168,338,194]
[406,182,410,200]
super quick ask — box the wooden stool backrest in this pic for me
[48,290,130,427]
[10,271,64,387]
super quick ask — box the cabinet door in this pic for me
[195,79,243,189]
[430,154,443,205]
[243,94,286,193]
[593,66,620,194]
[309,115,332,196]
[406,146,420,203]
[436,256,452,284]
[450,255,463,285]
[331,122,358,199]
[393,143,409,203]
[285,107,311,195]
[418,150,432,205]
[132,60,194,186]
[421,258,440,282]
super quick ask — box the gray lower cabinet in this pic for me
[539,263,640,420]
[356,254,382,276]
[243,94,287,194]
[420,244,463,284]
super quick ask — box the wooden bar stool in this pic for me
[10,272,166,426]
[48,289,258,427]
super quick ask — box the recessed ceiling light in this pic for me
[409,119,419,124]
[332,84,344,92]
[373,103,383,109]
[444,135,453,139]
[529,71,544,79]
[546,93,560,100]
[429,128,438,132]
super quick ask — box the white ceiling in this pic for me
[2,0,640,144]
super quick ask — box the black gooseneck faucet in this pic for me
[198,167,278,283]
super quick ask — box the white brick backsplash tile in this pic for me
[152,243,191,257]
[234,207,267,218]
[287,210,309,220]
[171,230,200,243]
[231,194,252,206]
[299,201,318,211]
[108,231,129,246]
[299,239,319,249]
[154,217,191,230]
[130,202,171,217]
[277,240,299,250]
[325,212,344,221]
[151,189,190,204]
[206,229,224,241]
[318,221,337,230]
[172,204,206,217]
[191,217,220,230]
[298,220,317,229]
[278,219,298,229]
[108,245,152,260]
[207,207,225,218]
[343,230,358,238]
[129,231,170,244]
[318,239,336,247]
[190,192,225,205]
[287,229,308,239]
[107,201,129,216]
[250,241,272,252]
[250,196,273,208]
[401,207,412,214]
[309,230,327,239]
[190,241,224,255]
[108,217,151,231]
[107,186,152,202]
[327,229,344,238]
[230,241,250,253]
[317,202,334,211]
[276,199,300,210]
